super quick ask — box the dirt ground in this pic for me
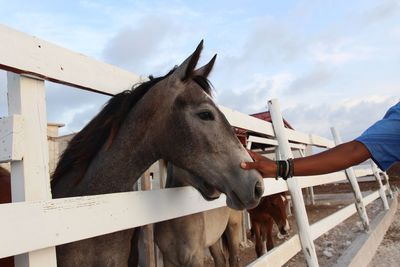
[368,203,400,267]
[209,177,400,267]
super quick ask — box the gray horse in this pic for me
[155,164,242,267]
[51,41,264,267]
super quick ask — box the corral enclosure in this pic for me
[0,23,396,267]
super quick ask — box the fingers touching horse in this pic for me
[51,41,263,267]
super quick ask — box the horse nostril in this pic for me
[254,180,264,199]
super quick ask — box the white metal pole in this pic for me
[241,141,254,243]
[7,73,57,267]
[330,127,370,231]
[140,169,156,267]
[158,160,167,189]
[299,149,315,205]
[268,99,319,267]
[370,161,389,210]
[382,172,393,198]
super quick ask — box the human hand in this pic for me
[240,150,277,178]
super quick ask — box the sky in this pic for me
[0,0,399,141]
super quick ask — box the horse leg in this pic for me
[184,251,204,267]
[253,223,266,257]
[225,211,241,267]
[266,217,275,251]
[209,239,227,267]
[128,228,140,267]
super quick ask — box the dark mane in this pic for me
[51,71,172,188]
[51,70,213,189]
[193,75,213,97]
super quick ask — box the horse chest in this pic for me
[203,207,230,246]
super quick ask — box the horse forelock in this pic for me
[192,75,213,97]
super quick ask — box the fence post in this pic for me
[158,160,167,189]
[156,160,166,267]
[382,172,394,198]
[7,73,57,267]
[299,149,315,205]
[370,161,389,210]
[140,170,156,267]
[268,99,319,267]
[239,140,255,244]
[330,127,370,231]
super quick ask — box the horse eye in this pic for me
[197,111,215,121]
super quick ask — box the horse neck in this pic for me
[53,99,163,198]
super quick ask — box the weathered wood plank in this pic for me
[269,98,319,267]
[7,74,57,266]
[0,115,24,162]
[247,235,302,267]
[0,24,144,95]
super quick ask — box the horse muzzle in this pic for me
[225,178,264,210]
[277,220,291,239]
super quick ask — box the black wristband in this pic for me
[276,159,294,180]
[277,160,286,179]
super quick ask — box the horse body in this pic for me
[0,166,11,204]
[155,165,242,267]
[248,193,290,257]
[51,42,263,267]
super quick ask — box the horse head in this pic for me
[149,41,264,209]
[51,41,264,210]
[267,193,290,237]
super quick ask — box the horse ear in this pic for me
[193,54,217,78]
[172,40,203,81]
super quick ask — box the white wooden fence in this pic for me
[0,24,393,267]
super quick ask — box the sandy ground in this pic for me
[368,201,400,267]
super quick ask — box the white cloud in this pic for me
[45,83,110,134]
[286,66,334,95]
[310,40,376,65]
[102,16,181,74]
[338,95,392,110]
[390,27,400,40]
[283,95,398,141]
[243,17,304,64]
[359,0,400,25]
[217,72,293,114]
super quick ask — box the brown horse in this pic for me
[154,164,242,267]
[51,41,264,267]
[248,193,290,257]
[0,166,14,267]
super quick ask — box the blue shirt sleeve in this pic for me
[355,102,400,171]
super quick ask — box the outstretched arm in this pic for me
[241,140,371,178]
